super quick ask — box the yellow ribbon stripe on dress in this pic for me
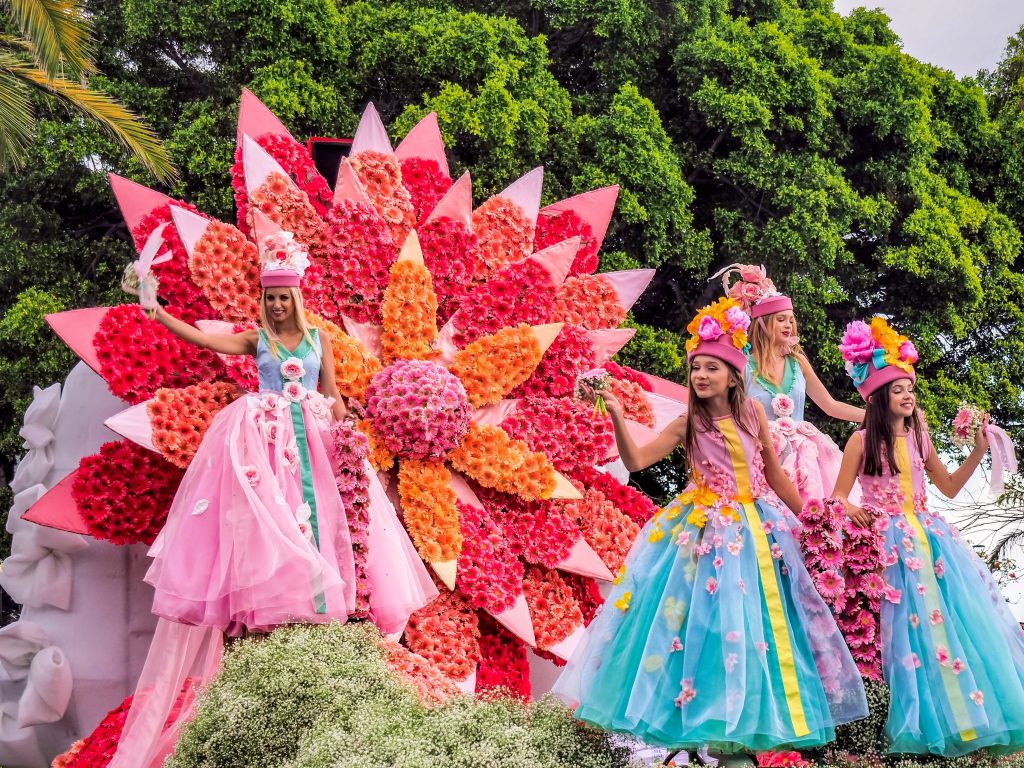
[896,437,976,742]
[719,418,810,738]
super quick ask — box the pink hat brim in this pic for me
[688,339,748,372]
[750,294,793,318]
[260,272,301,288]
[857,365,916,401]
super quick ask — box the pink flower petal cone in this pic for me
[643,374,689,404]
[46,308,109,376]
[22,471,90,535]
[539,185,619,253]
[250,208,285,255]
[431,560,458,591]
[491,591,537,647]
[454,667,477,694]
[498,167,544,227]
[236,88,294,146]
[350,103,394,156]
[603,269,656,313]
[395,112,449,177]
[341,316,382,359]
[241,134,290,195]
[108,174,174,232]
[530,237,581,288]
[425,171,473,228]
[332,157,374,208]
[168,206,211,256]
[588,328,637,365]
[549,470,584,500]
[104,403,158,453]
[472,400,521,427]
[556,538,614,581]
[546,624,585,661]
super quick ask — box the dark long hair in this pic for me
[861,381,926,476]
[684,360,759,477]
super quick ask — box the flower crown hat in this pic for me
[252,209,310,288]
[685,297,752,372]
[714,263,793,319]
[839,316,918,400]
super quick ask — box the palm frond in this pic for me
[2,0,93,78]
[988,527,1024,568]
[6,56,176,183]
[0,53,35,170]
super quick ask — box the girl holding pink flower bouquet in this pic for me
[832,317,1024,756]
[717,265,864,505]
[554,298,867,763]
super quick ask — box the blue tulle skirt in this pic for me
[881,511,1024,755]
[553,492,867,752]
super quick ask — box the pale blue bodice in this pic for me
[745,355,807,421]
[256,329,322,392]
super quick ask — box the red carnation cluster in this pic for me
[475,615,531,700]
[93,305,226,404]
[231,133,332,235]
[570,465,658,527]
[417,216,483,323]
[501,397,613,473]
[451,259,556,348]
[603,360,653,392]
[533,209,599,275]
[512,325,597,398]
[522,566,583,651]
[455,500,524,614]
[321,199,397,323]
[131,203,216,325]
[399,157,452,223]
[72,441,184,545]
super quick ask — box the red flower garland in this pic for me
[550,274,626,330]
[511,325,598,399]
[456,500,524,614]
[451,259,557,348]
[533,209,599,276]
[330,421,372,617]
[475,614,531,700]
[72,440,184,545]
[417,216,483,324]
[93,305,226,405]
[231,133,332,236]
[569,465,659,527]
[350,150,416,246]
[321,198,397,324]
[522,566,584,651]
[131,203,216,325]
[405,587,482,682]
[501,397,614,474]
[399,157,452,223]
[472,196,533,278]
[603,360,653,392]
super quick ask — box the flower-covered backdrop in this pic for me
[25,91,686,703]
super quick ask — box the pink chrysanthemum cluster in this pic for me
[451,258,556,347]
[501,397,614,473]
[365,360,471,459]
[603,361,653,392]
[321,199,397,323]
[474,485,578,568]
[418,216,482,323]
[456,500,524,614]
[569,465,659,527]
[350,150,416,245]
[513,325,597,398]
[330,421,372,617]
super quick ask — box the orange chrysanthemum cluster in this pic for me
[356,418,395,472]
[148,382,241,468]
[550,274,626,330]
[380,258,439,363]
[397,460,461,562]
[522,566,583,651]
[189,221,262,323]
[350,150,416,246]
[471,196,533,277]
[448,325,542,407]
[404,587,481,682]
[448,425,556,501]
[249,171,328,262]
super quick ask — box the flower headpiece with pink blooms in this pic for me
[714,263,793,319]
[259,231,311,288]
[839,316,918,400]
[685,297,751,372]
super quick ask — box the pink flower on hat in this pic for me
[899,340,918,364]
[725,306,751,332]
[839,321,875,363]
[697,316,724,341]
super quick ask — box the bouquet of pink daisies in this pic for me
[952,402,986,449]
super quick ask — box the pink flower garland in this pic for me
[471,196,533,277]
[131,203,216,324]
[838,504,887,680]
[231,133,332,236]
[321,198,397,324]
[451,259,557,348]
[93,305,226,404]
[796,498,847,604]
[501,397,614,473]
[418,216,483,324]
[475,614,531,700]
[72,440,185,545]
[533,209,599,275]
[330,421,372,617]
[399,157,452,223]
[522,566,584,651]
[512,325,598,398]
[350,150,416,246]
[456,500,524,614]
[568,466,659,527]
[550,274,626,330]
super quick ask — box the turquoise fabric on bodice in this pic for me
[256,329,322,392]
[745,355,806,421]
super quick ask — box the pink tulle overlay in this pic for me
[145,393,356,635]
[769,418,850,504]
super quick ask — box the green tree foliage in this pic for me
[2,0,1023,501]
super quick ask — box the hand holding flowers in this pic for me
[575,369,613,419]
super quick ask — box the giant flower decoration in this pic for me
[27,90,681,698]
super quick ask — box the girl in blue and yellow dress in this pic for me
[554,299,867,758]
[833,317,1024,756]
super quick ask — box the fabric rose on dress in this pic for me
[242,465,259,486]
[280,357,305,381]
[282,381,306,402]
[771,393,795,418]
[697,316,723,341]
